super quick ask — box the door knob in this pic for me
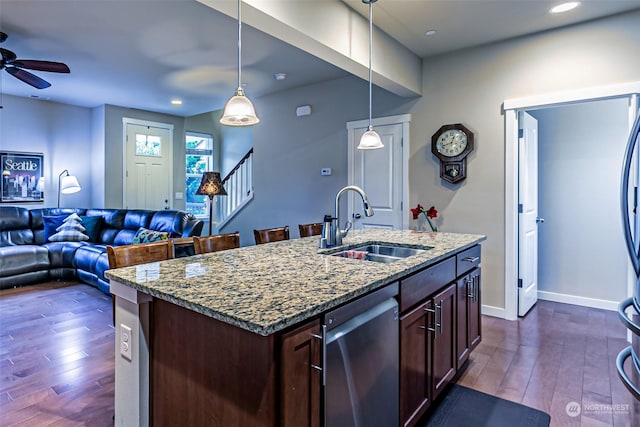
[536,217,545,223]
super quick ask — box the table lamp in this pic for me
[195,172,227,235]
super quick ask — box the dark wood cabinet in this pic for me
[400,248,482,427]
[280,319,322,427]
[400,300,433,427]
[431,284,457,400]
[456,267,481,369]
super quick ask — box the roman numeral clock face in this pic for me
[436,129,467,157]
[431,124,474,183]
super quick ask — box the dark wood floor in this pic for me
[1,283,639,426]
[0,282,114,426]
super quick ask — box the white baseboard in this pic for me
[481,305,506,318]
[537,290,618,311]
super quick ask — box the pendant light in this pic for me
[357,0,383,150]
[220,0,259,126]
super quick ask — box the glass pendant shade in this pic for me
[220,87,259,126]
[357,0,383,150]
[358,126,384,149]
[219,0,259,127]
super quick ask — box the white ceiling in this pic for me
[1,0,639,117]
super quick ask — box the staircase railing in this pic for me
[217,148,254,229]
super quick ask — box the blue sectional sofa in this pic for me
[0,207,203,294]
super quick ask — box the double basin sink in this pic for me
[325,243,431,264]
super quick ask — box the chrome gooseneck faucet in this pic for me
[325,185,374,247]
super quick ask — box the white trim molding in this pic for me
[537,291,618,312]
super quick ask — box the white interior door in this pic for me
[348,122,404,229]
[124,121,173,210]
[518,111,539,316]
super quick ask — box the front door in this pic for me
[518,111,539,316]
[124,120,173,210]
[347,116,409,230]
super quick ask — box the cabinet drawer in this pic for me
[400,257,455,312]
[456,245,481,276]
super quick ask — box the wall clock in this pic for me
[431,123,474,183]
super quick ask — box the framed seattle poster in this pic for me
[1,151,45,203]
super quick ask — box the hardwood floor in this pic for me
[1,283,639,426]
[0,282,114,426]
[457,299,640,427]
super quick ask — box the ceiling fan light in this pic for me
[358,127,384,150]
[219,87,260,126]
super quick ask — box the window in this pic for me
[135,134,162,157]
[185,132,214,217]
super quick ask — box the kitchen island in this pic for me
[107,229,485,426]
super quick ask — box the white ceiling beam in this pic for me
[197,0,422,98]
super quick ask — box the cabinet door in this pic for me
[400,300,432,427]
[468,268,482,351]
[280,319,321,427]
[456,275,470,369]
[431,284,456,400]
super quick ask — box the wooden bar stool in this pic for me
[253,226,289,245]
[170,237,195,257]
[193,232,240,254]
[107,240,175,324]
[298,222,323,238]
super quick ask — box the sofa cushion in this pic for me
[149,210,189,237]
[74,245,108,277]
[43,241,88,268]
[0,245,50,277]
[84,209,126,244]
[0,207,34,246]
[132,227,169,244]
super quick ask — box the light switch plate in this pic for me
[175,192,184,200]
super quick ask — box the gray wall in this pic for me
[532,99,629,304]
[218,76,412,247]
[408,10,640,311]
[0,95,93,208]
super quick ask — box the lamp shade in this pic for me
[61,174,81,194]
[195,172,227,197]
[358,127,384,150]
[219,87,260,126]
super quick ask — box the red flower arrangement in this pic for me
[411,204,438,232]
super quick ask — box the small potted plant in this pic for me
[411,204,438,232]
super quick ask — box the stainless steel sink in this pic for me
[327,243,430,264]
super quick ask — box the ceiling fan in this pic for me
[0,32,70,89]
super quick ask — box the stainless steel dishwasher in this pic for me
[322,283,399,427]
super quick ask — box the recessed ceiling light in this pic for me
[274,73,287,81]
[171,99,183,105]
[425,29,437,36]
[550,1,580,14]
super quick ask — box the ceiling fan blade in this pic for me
[11,59,70,73]
[6,67,51,89]
[1,47,17,62]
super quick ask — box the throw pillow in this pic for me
[80,215,103,242]
[43,215,67,241]
[132,227,169,244]
[62,213,83,223]
[48,228,90,242]
[56,221,86,233]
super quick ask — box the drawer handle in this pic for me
[310,333,323,341]
[311,364,323,372]
[463,256,479,263]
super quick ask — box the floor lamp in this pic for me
[195,172,227,235]
[58,169,81,208]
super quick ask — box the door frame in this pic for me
[503,81,640,320]
[122,118,174,209]
[346,114,411,230]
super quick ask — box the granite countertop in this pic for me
[105,229,486,336]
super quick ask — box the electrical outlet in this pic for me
[120,323,132,361]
